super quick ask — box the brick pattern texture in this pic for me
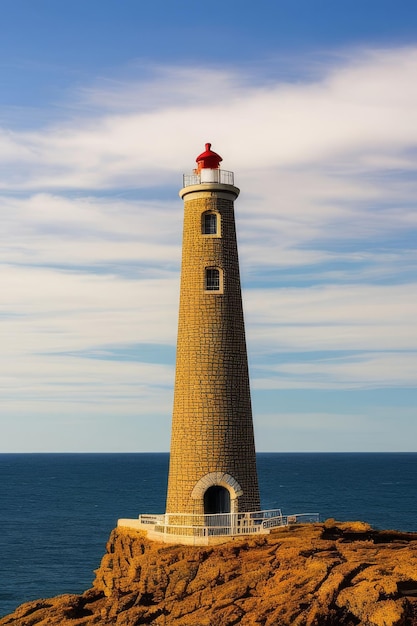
[166,188,260,515]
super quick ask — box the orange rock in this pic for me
[1,523,417,625]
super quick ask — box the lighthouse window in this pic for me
[202,212,218,235]
[205,268,221,291]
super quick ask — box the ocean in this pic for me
[1,452,416,617]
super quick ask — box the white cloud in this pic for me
[246,283,417,347]
[1,46,417,190]
[0,266,179,352]
[1,45,417,449]
[253,352,417,390]
[0,193,181,268]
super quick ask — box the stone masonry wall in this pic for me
[166,187,260,515]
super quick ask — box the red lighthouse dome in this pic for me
[196,143,223,171]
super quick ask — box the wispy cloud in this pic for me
[2,47,417,189]
[0,193,181,270]
[1,45,416,450]
[254,351,417,390]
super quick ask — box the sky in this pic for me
[1,0,417,452]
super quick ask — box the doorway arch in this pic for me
[191,472,243,514]
[204,485,231,514]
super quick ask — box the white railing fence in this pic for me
[137,509,319,538]
[183,169,234,187]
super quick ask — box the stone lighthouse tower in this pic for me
[165,143,260,519]
[117,145,316,540]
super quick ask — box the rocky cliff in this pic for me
[1,520,417,626]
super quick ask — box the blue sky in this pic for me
[1,0,417,452]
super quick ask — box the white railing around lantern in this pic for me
[183,169,234,187]
[135,509,320,538]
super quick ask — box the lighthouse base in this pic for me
[118,510,320,546]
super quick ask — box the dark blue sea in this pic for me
[1,452,416,617]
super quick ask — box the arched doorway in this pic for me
[204,485,231,514]
[191,472,243,515]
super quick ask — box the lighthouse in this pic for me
[165,143,260,518]
[117,144,317,543]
